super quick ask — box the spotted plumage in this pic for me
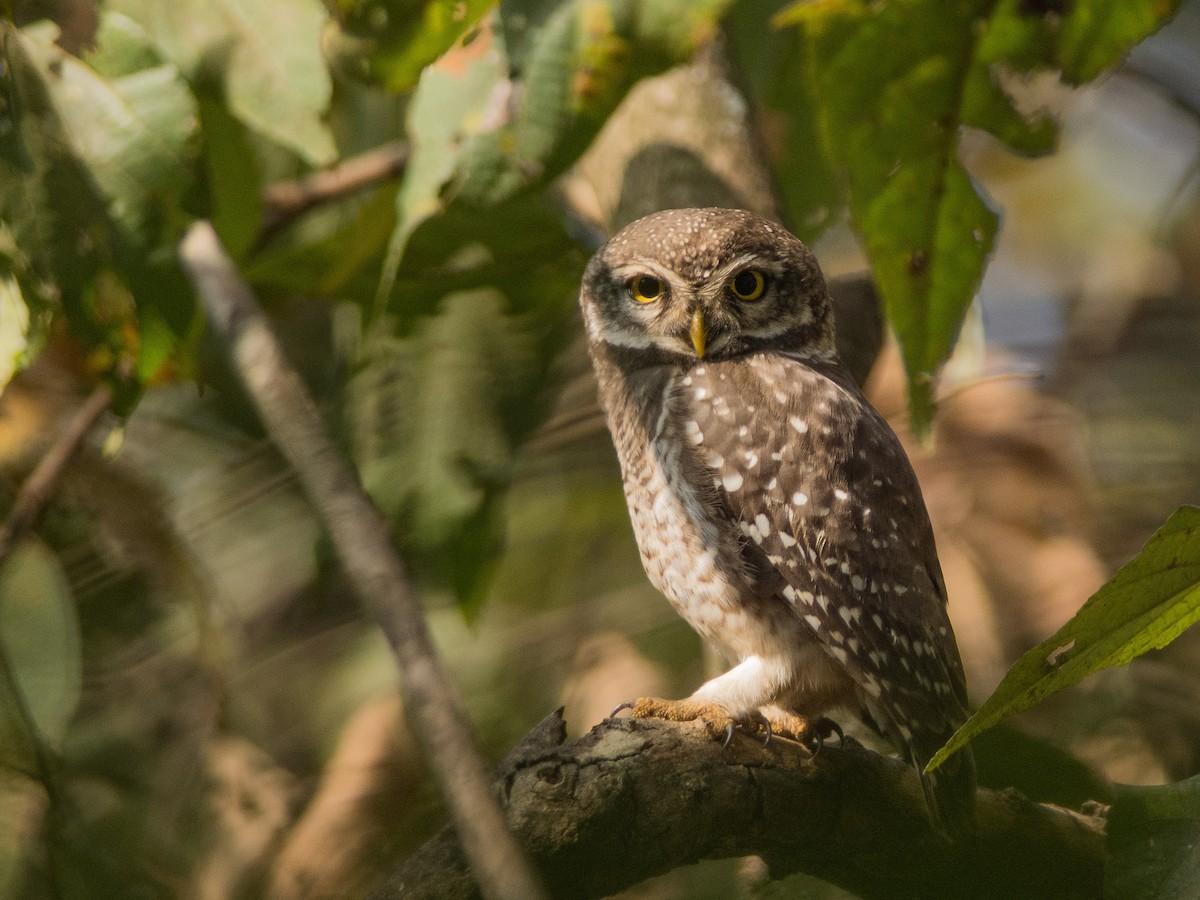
[580,207,975,835]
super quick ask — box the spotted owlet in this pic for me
[579,207,975,835]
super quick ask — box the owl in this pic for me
[579,207,975,836]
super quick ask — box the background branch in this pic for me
[258,140,410,238]
[379,711,1105,900]
[178,222,546,900]
[0,383,112,564]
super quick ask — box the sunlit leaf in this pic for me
[0,541,82,755]
[1059,0,1184,83]
[929,506,1200,771]
[331,0,497,93]
[0,271,31,396]
[109,0,336,165]
[1106,776,1200,900]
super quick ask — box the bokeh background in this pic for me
[2,0,1199,897]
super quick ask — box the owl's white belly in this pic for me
[619,399,808,665]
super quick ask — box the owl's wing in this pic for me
[685,355,969,755]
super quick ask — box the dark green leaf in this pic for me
[972,724,1111,809]
[1106,777,1200,900]
[245,184,397,298]
[778,0,1179,432]
[929,506,1200,771]
[196,89,264,261]
[726,0,840,243]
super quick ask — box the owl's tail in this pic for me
[918,744,977,840]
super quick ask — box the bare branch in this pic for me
[178,222,546,900]
[0,383,113,564]
[379,711,1105,900]
[259,141,409,236]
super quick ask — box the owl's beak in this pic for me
[690,308,707,359]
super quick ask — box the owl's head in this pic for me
[580,208,836,366]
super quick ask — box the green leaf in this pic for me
[1106,777,1200,900]
[331,0,498,93]
[1,17,201,395]
[928,506,1200,772]
[726,0,840,243]
[21,16,199,249]
[0,541,82,759]
[246,183,398,298]
[109,0,336,165]
[1059,0,1185,84]
[0,269,31,396]
[349,289,547,609]
[379,0,732,305]
[196,89,264,261]
[972,724,1111,809]
[778,0,1179,433]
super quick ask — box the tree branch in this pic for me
[258,140,409,238]
[0,383,113,565]
[178,222,546,900]
[377,711,1105,900]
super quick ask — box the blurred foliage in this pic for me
[1106,775,1200,900]
[0,0,1196,896]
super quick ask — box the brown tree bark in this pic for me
[377,710,1105,900]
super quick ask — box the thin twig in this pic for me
[0,383,113,565]
[259,140,410,236]
[178,221,546,900]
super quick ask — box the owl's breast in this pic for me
[604,364,806,659]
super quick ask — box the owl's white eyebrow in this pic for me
[610,261,681,283]
[715,254,784,282]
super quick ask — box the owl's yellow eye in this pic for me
[729,269,766,301]
[629,274,665,303]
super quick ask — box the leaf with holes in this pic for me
[329,0,497,92]
[778,0,1181,432]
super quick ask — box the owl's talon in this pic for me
[609,700,635,719]
[607,696,749,744]
[803,717,845,758]
[820,717,845,748]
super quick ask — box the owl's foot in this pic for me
[610,697,767,748]
[763,711,844,756]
